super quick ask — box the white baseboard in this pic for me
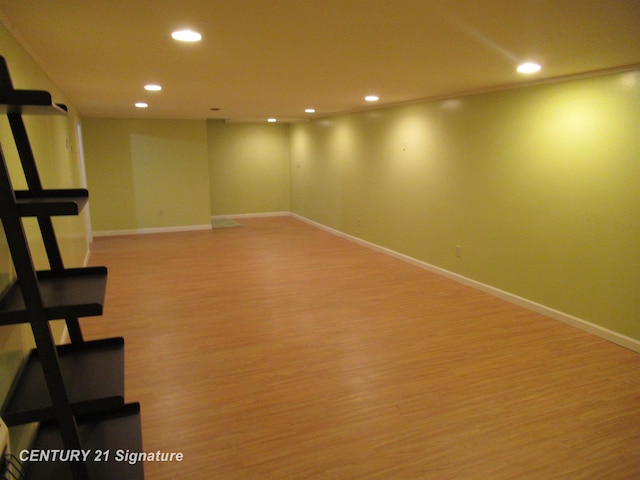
[291,213,640,353]
[86,212,639,353]
[95,215,290,237]
[93,224,212,237]
[211,212,290,220]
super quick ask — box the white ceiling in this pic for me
[1,0,639,122]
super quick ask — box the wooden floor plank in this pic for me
[84,216,640,479]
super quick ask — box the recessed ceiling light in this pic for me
[171,29,202,42]
[268,118,277,123]
[144,84,162,91]
[517,62,541,74]
[135,102,148,108]
[305,108,316,113]
[365,95,379,102]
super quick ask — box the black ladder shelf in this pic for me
[0,56,143,480]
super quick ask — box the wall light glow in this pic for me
[365,95,379,102]
[144,84,162,91]
[135,102,148,108]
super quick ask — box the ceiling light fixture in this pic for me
[171,29,202,42]
[268,118,277,123]
[144,84,162,91]
[305,108,316,113]
[365,95,379,102]
[517,62,541,74]
[135,102,148,108]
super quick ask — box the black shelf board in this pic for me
[1,337,125,426]
[24,403,144,480]
[15,189,89,216]
[0,89,68,115]
[0,266,108,325]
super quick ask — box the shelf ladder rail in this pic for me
[0,145,89,480]
[0,56,83,344]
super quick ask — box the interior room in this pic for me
[0,1,638,479]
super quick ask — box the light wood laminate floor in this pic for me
[84,216,640,479]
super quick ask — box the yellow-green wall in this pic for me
[290,71,640,341]
[80,72,639,343]
[208,120,290,216]
[0,25,88,269]
[1,21,90,450]
[82,118,211,232]
[82,119,290,231]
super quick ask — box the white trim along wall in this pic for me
[93,224,213,237]
[94,211,640,354]
[290,213,640,354]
